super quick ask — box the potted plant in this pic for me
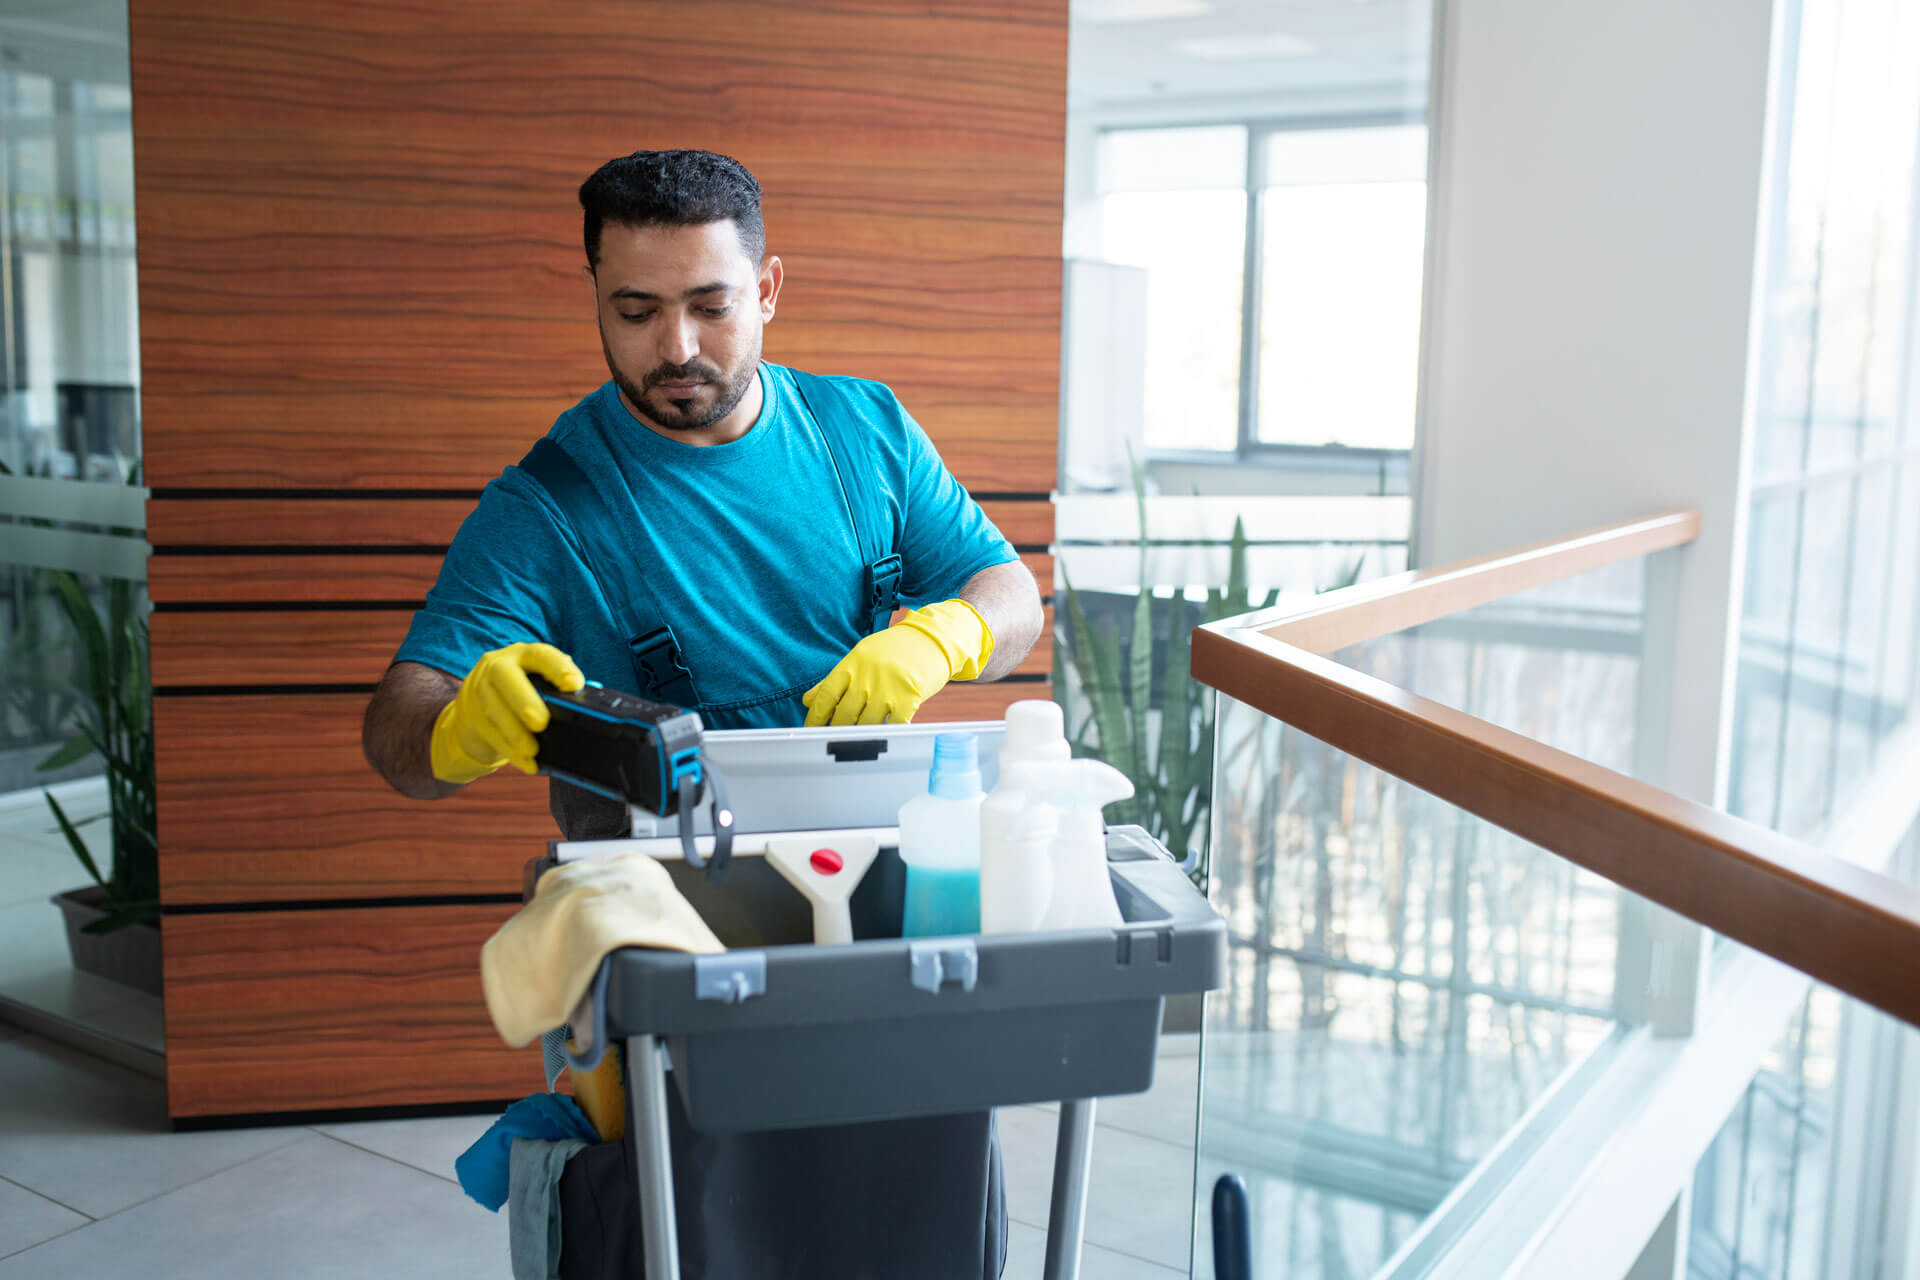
[38,565,159,994]
[1052,464,1285,891]
[1053,467,1360,1032]
[13,452,161,994]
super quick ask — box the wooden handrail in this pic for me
[1250,509,1701,655]
[1190,508,1920,1029]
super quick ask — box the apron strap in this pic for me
[516,436,698,706]
[784,370,904,634]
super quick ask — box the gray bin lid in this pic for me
[630,719,1007,839]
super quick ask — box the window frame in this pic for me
[1098,108,1428,476]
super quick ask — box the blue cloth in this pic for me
[456,1092,599,1212]
[509,1135,590,1280]
[396,363,1017,728]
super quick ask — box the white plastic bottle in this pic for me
[980,701,1073,934]
[980,792,1058,934]
[1022,758,1133,931]
[897,732,985,936]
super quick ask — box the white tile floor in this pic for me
[0,1027,1199,1277]
[0,779,165,1064]
[0,781,1201,1276]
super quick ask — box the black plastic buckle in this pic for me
[865,554,904,633]
[629,626,697,707]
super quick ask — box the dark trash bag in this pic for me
[555,1076,1007,1280]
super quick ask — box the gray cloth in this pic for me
[540,1027,571,1092]
[510,1135,591,1280]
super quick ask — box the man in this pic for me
[362,149,1034,1278]
[363,148,1041,839]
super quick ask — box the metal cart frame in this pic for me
[556,825,1224,1280]
[623,1036,1104,1280]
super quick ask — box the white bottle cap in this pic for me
[1002,699,1071,765]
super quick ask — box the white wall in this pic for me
[1413,0,1784,809]
[1412,4,1790,1275]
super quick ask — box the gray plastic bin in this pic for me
[547,824,1226,1279]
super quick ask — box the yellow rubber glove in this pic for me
[430,642,586,785]
[803,599,995,727]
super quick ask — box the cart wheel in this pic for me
[1212,1174,1251,1280]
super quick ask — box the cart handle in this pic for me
[563,956,614,1075]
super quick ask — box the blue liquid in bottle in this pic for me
[902,865,982,937]
[897,733,985,937]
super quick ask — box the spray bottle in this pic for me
[1012,757,1134,931]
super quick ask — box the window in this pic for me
[1726,0,1920,844]
[1097,120,1430,461]
[1098,125,1248,454]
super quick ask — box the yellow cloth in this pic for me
[480,853,724,1049]
[430,641,585,784]
[802,599,996,727]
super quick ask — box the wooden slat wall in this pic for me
[146,498,1057,551]
[163,905,542,1117]
[148,549,1056,610]
[154,681,1052,906]
[133,0,1064,1120]
[150,601,1055,688]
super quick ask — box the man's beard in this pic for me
[600,325,759,432]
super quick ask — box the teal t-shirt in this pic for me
[394,362,1016,729]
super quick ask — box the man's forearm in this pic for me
[960,559,1044,683]
[363,661,464,799]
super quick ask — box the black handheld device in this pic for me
[529,675,734,879]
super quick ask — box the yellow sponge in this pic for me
[568,1042,627,1143]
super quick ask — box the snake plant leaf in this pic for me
[1086,639,1129,767]
[37,735,94,771]
[108,578,131,697]
[1159,598,1194,810]
[71,722,136,780]
[1057,564,1103,694]
[50,571,110,714]
[1060,566,1130,766]
[44,791,107,888]
[1127,587,1153,785]
[1225,515,1249,606]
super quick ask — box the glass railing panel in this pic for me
[1197,692,1641,1278]
[1192,512,1920,1278]
[1689,817,1920,1280]
[1323,556,1650,771]
[1688,985,1845,1280]
[1194,551,1684,1277]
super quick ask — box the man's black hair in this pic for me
[578,149,765,269]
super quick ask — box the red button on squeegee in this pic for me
[810,848,844,875]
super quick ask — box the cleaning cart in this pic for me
[529,717,1227,1279]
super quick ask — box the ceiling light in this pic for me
[1174,32,1318,59]
[1073,0,1213,23]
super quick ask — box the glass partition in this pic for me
[0,3,153,1054]
[0,24,144,797]
[1196,559,1661,1276]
